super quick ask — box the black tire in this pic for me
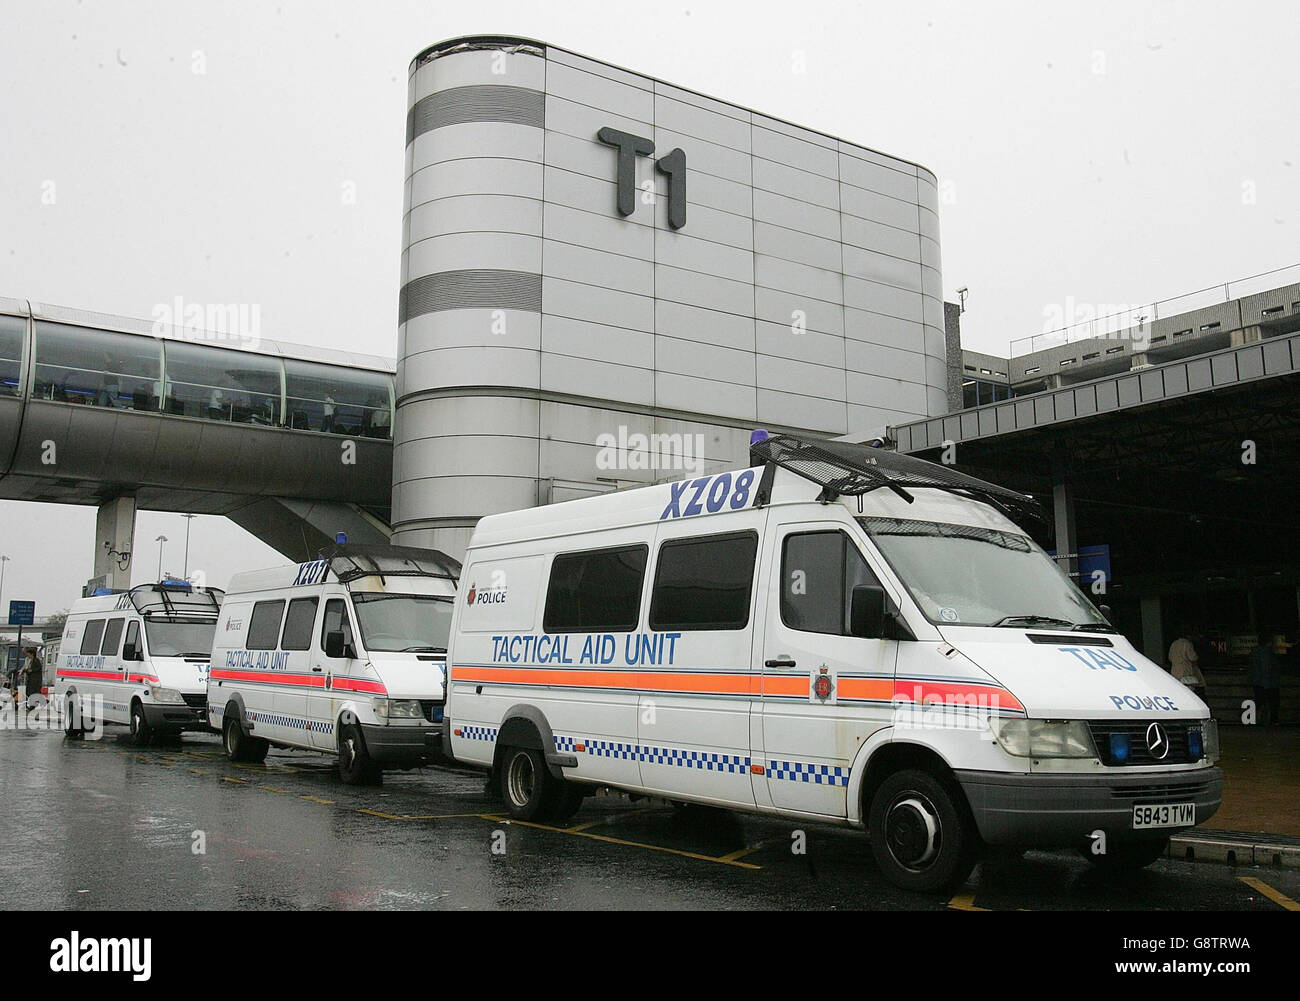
[868,768,977,893]
[63,693,86,739]
[128,699,153,747]
[338,723,382,786]
[223,716,269,764]
[1082,838,1169,871]
[499,746,559,821]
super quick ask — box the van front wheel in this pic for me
[338,724,382,786]
[129,700,153,747]
[868,768,975,893]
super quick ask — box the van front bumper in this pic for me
[142,702,211,732]
[954,767,1224,846]
[360,722,444,765]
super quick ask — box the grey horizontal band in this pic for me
[406,85,545,144]
[398,269,542,323]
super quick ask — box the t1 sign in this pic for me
[596,127,686,230]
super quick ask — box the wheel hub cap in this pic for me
[886,795,940,870]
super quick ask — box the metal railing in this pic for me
[1009,262,1300,357]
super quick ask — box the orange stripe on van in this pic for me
[891,679,1024,713]
[837,677,895,702]
[452,665,759,696]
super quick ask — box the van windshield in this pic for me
[144,619,218,658]
[351,594,453,653]
[859,517,1109,629]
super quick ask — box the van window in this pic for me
[320,599,354,652]
[649,531,758,632]
[124,621,141,658]
[100,618,126,656]
[544,545,647,633]
[247,600,286,650]
[280,597,319,651]
[781,531,880,635]
[80,619,106,655]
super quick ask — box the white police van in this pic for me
[208,544,459,784]
[445,432,1223,891]
[55,581,223,743]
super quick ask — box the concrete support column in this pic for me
[1140,596,1165,665]
[1052,453,1078,583]
[94,495,137,592]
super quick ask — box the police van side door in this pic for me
[754,521,899,819]
[637,477,766,810]
[313,595,357,749]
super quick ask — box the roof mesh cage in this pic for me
[319,544,462,585]
[128,582,224,618]
[749,432,1043,524]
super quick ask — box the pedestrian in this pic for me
[1248,631,1282,726]
[322,392,337,433]
[21,645,44,709]
[1168,628,1207,703]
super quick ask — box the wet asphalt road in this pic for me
[2,721,1298,911]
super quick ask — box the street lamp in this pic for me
[154,535,168,580]
[181,513,196,579]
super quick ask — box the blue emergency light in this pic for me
[1109,733,1131,764]
[1187,727,1203,760]
[750,429,770,447]
[336,532,348,544]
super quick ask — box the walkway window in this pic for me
[33,322,162,410]
[162,341,281,425]
[0,315,23,397]
[284,359,392,438]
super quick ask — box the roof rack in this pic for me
[748,431,1044,526]
[128,582,225,619]
[317,544,462,587]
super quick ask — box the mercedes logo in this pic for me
[1145,721,1170,759]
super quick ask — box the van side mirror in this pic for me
[1099,603,1113,623]
[324,631,349,659]
[122,642,142,662]
[850,585,887,639]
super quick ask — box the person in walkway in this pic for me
[21,645,44,707]
[321,392,337,433]
[1248,631,1282,726]
[1168,629,1206,702]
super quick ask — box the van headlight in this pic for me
[988,718,1096,758]
[149,685,185,704]
[372,697,423,719]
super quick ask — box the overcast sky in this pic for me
[2,0,1298,620]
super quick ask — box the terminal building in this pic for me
[0,36,1294,719]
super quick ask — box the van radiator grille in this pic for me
[1087,721,1200,766]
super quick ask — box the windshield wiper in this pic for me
[991,615,1074,628]
[1070,622,1120,634]
[401,645,447,653]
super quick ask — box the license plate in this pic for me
[1132,803,1195,829]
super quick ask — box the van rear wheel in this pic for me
[223,717,269,764]
[500,746,560,821]
[63,694,86,739]
[338,723,382,786]
[868,768,976,893]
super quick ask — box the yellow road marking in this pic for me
[480,814,762,870]
[1239,876,1300,911]
[187,768,206,775]
[259,785,288,794]
[719,839,774,863]
[300,795,335,805]
[357,808,406,820]
[221,777,245,784]
[948,892,989,912]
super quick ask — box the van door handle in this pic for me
[765,657,797,668]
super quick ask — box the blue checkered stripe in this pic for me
[248,710,333,735]
[459,725,499,742]
[766,759,849,786]
[555,734,839,783]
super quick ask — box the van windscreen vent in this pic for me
[1026,633,1113,647]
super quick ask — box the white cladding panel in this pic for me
[395,39,946,555]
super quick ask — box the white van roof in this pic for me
[469,466,1028,550]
